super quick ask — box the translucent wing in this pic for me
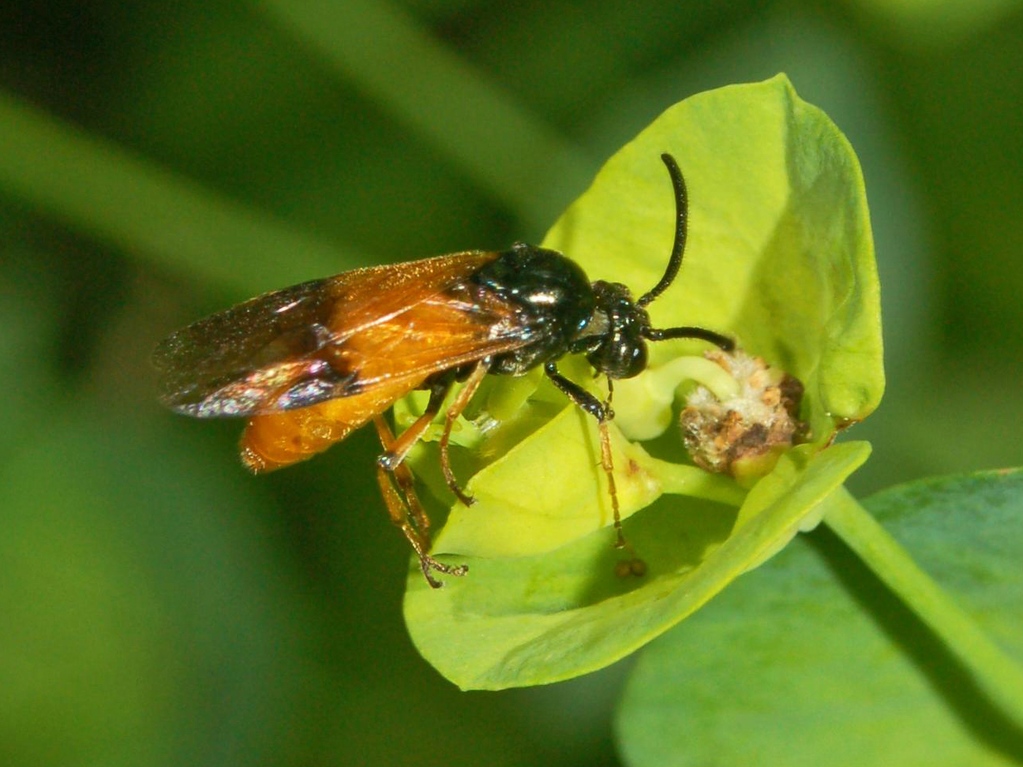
[153,251,530,417]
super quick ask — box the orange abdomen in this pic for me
[240,379,420,473]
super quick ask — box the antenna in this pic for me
[637,153,687,308]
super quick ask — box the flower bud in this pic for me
[680,350,807,484]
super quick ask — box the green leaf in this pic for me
[405,76,883,688]
[544,74,883,445]
[405,441,870,689]
[431,404,742,559]
[616,469,1023,767]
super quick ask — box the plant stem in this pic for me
[0,90,352,292]
[647,456,747,507]
[825,487,1023,726]
[258,0,592,228]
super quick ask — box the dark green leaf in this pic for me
[617,469,1023,767]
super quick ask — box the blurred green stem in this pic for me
[257,0,593,229]
[825,487,1023,726]
[0,89,356,293]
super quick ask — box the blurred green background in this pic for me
[1,1,1022,765]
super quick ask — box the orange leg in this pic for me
[543,364,627,545]
[542,367,645,577]
[377,377,452,472]
[439,360,489,507]
[373,415,467,588]
[597,416,626,549]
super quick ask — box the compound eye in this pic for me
[589,338,648,380]
[622,342,648,379]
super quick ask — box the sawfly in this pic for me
[154,154,732,587]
